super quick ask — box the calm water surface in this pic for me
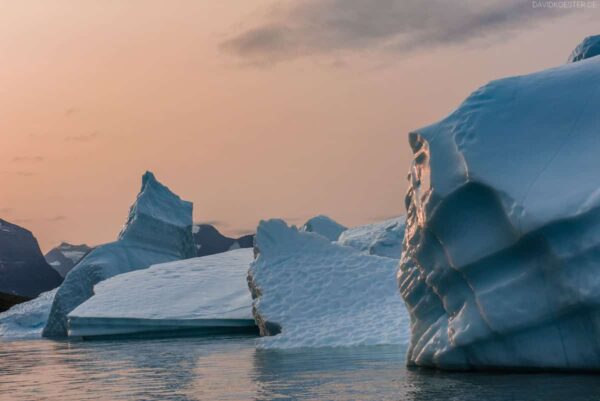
[1,336,600,401]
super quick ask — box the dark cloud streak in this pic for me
[221,0,582,64]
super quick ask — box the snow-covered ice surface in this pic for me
[0,290,56,339]
[68,249,255,337]
[400,48,600,370]
[43,172,195,337]
[249,219,409,349]
[568,34,600,63]
[337,216,405,259]
[300,215,347,241]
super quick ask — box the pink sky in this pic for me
[1,1,598,251]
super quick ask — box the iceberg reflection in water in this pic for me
[1,337,600,401]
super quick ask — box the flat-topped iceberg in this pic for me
[249,219,409,348]
[43,172,195,337]
[67,248,256,337]
[400,44,600,370]
[337,216,405,259]
[300,215,347,241]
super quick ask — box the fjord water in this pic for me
[1,337,600,401]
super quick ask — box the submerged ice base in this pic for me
[400,43,600,370]
[249,219,409,349]
[68,249,256,338]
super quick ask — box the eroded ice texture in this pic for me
[337,216,405,259]
[568,35,600,63]
[400,51,600,370]
[68,249,255,337]
[249,219,409,348]
[300,215,347,241]
[43,172,195,337]
[0,290,56,339]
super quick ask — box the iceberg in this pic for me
[568,34,600,63]
[249,219,409,348]
[0,290,56,339]
[400,44,600,370]
[300,215,347,241]
[337,216,405,259]
[42,172,195,337]
[67,249,256,337]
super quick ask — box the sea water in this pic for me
[1,336,599,401]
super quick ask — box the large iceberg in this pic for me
[337,216,405,259]
[400,44,600,370]
[42,172,195,337]
[300,215,347,241]
[67,249,256,337]
[249,219,409,348]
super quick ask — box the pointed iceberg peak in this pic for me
[120,171,193,239]
[117,171,195,258]
[568,34,600,63]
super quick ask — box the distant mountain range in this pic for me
[45,243,93,278]
[0,219,63,299]
[193,224,254,257]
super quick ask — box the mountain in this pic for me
[45,243,93,278]
[193,224,254,257]
[0,292,31,313]
[0,219,63,298]
[400,36,600,370]
[42,171,195,337]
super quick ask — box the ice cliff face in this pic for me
[45,243,93,278]
[568,34,600,63]
[338,217,405,259]
[42,172,195,337]
[400,50,600,370]
[300,215,347,241]
[0,219,63,298]
[0,289,56,339]
[249,219,409,348]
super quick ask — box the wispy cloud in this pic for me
[0,207,13,214]
[221,0,584,64]
[195,220,228,227]
[0,170,36,177]
[12,215,66,224]
[12,156,44,163]
[65,107,77,116]
[65,131,99,142]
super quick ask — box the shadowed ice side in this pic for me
[400,36,600,370]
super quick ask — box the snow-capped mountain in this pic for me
[0,219,63,298]
[400,36,600,370]
[44,243,93,278]
[192,224,253,257]
[42,171,195,337]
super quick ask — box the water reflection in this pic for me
[1,338,600,401]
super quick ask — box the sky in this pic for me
[0,0,598,252]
